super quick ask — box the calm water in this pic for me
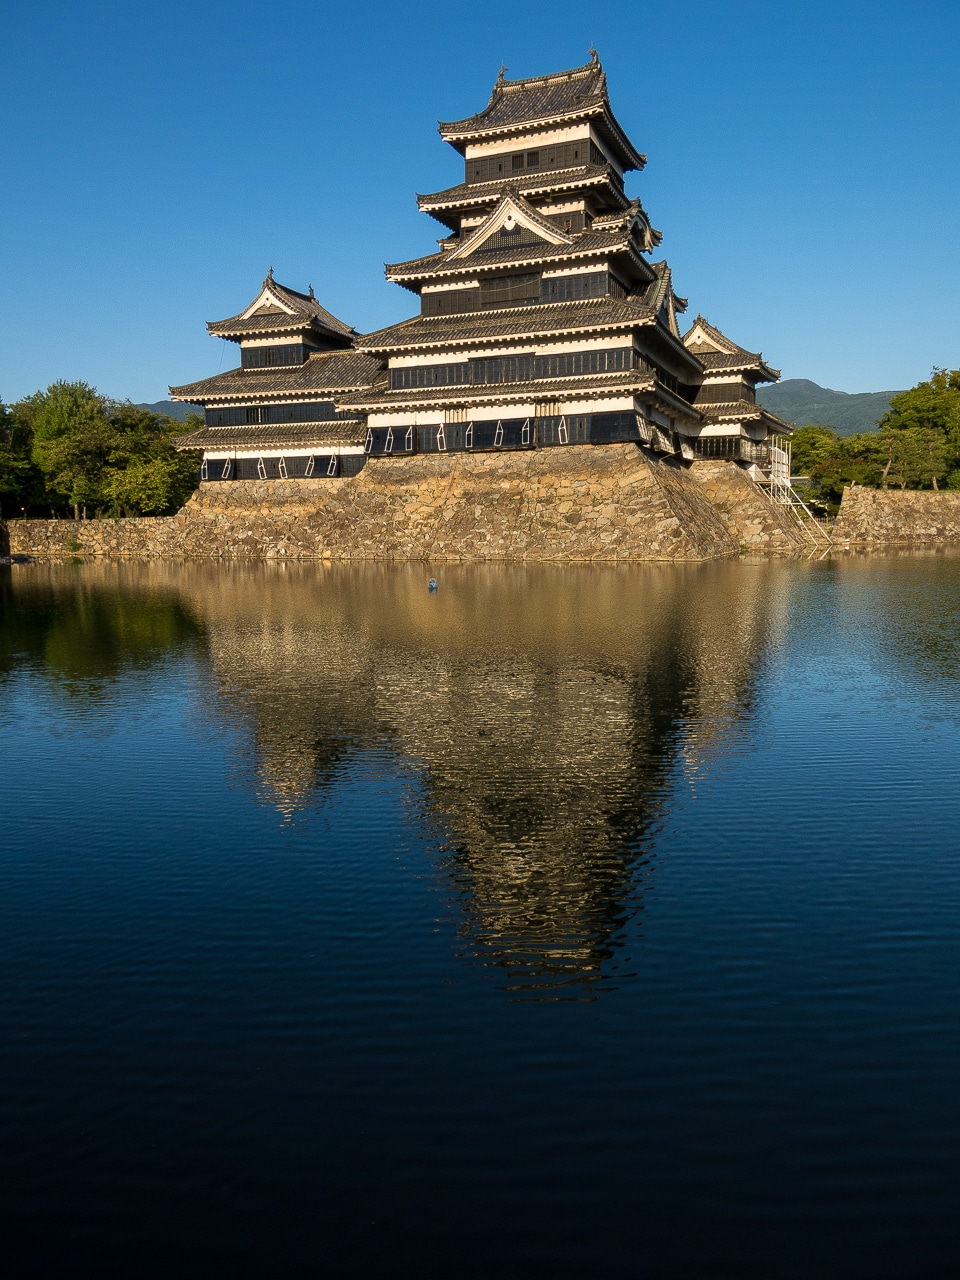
[2,556,960,1277]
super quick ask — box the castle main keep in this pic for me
[171,53,790,498]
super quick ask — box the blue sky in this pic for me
[1,0,957,402]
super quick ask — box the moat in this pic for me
[2,557,960,1276]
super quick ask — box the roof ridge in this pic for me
[438,52,608,134]
[684,314,755,357]
[495,54,601,94]
[209,276,357,339]
[417,162,614,205]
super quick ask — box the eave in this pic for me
[385,236,649,292]
[438,102,645,172]
[173,421,365,451]
[416,166,629,229]
[339,369,656,413]
[358,302,660,356]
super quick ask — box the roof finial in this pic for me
[496,63,507,86]
[266,265,274,281]
[589,45,600,64]
[308,283,315,299]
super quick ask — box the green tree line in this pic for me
[0,381,201,519]
[791,368,960,512]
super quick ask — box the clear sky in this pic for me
[1,0,957,403]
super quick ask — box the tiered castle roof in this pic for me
[170,52,787,471]
[437,52,644,171]
[205,270,356,346]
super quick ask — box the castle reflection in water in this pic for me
[3,561,782,995]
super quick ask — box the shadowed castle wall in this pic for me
[5,446,801,562]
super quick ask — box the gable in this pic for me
[241,285,299,320]
[452,193,572,260]
[685,322,726,354]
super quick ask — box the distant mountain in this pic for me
[758,379,902,436]
[135,399,199,422]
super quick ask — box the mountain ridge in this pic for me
[757,379,901,435]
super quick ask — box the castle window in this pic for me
[465,142,588,184]
[479,272,541,306]
[205,401,340,427]
[240,344,312,369]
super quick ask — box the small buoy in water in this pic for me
[428,578,438,592]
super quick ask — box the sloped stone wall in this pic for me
[833,487,960,544]
[5,445,796,562]
[689,460,807,551]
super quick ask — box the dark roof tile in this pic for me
[339,368,655,411]
[208,275,356,340]
[417,164,620,209]
[386,228,633,279]
[170,350,384,401]
[359,296,657,352]
[174,422,364,451]
[440,59,606,136]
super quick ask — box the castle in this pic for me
[171,53,789,491]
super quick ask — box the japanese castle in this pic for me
[172,53,788,480]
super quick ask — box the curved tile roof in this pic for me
[208,274,356,341]
[170,350,384,402]
[417,164,623,212]
[437,54,645,170]
[174,421,364,451]
[359,297,658,353]
[339,368,656,412]
[385,228,636,281]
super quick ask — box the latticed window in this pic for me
[540,271,624,302]
[205,401,339,427]
[466,142,584,184]
[421,288,481,316]
[240,344,312,368]
[478,272,541,305]
[389,363,470,389]
[470,355,536,383]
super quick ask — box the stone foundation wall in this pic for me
[689,460,807,551]
[833,487,960,544]
[5,445,799,562]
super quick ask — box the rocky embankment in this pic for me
[4,446,806,561]
[833,488,960,544]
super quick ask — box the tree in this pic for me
[789,370,960,510]
[0,398,48,517]
[16,382,200,518]
[103,403,201,515]
[876,368,960,489]
[809,432,887,508]
[878,368,960,438]
[27,381,116,517]
[790,424,843,478]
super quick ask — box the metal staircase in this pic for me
[765,438,833,546]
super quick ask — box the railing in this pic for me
[692,437,771,464]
